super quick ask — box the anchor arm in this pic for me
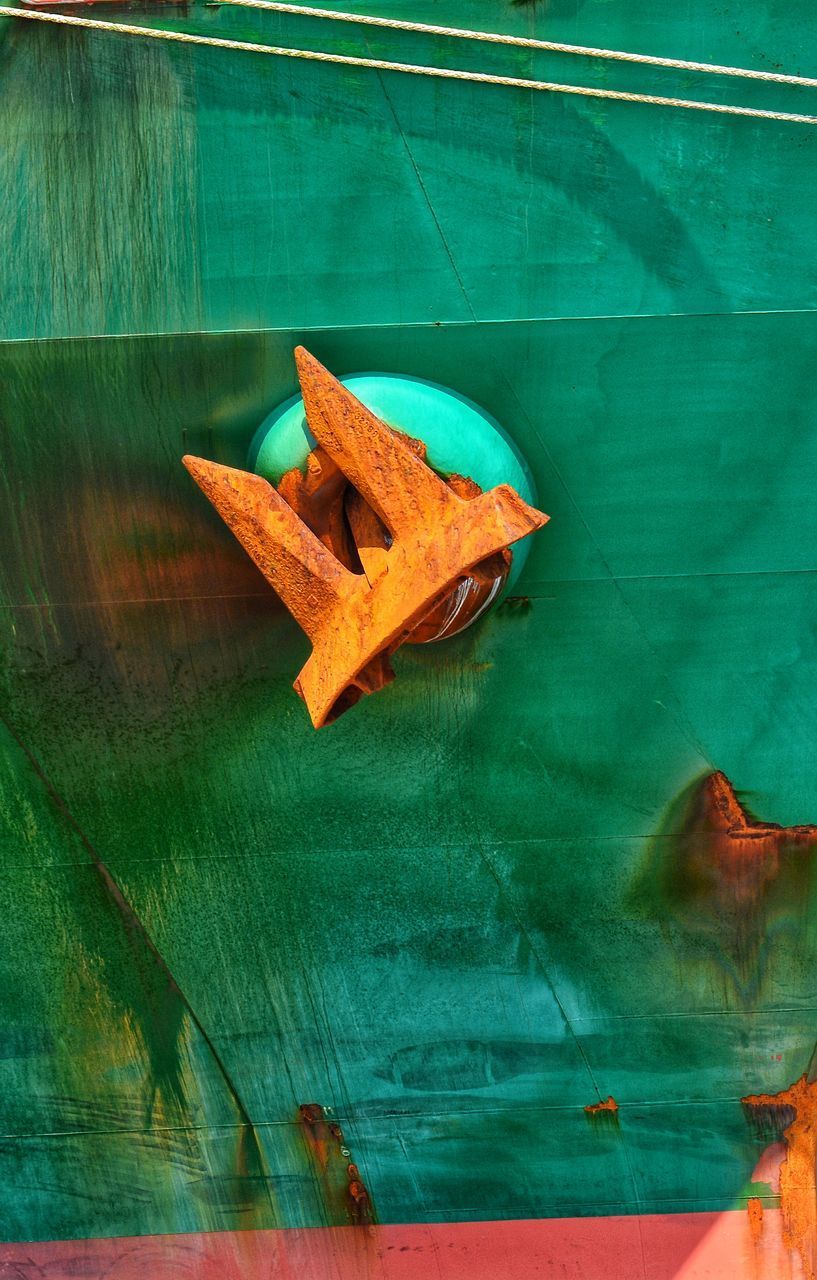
[182,456,356,643]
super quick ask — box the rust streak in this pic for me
[742,1075,817,1279]
[298,1104,376,1228]
[346,1162,374,1227]
[631,771,817,1002]
[747,1196,764,1247]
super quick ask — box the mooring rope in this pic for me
[223,0,817,92]
[2,5,816,125]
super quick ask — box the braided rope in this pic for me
[224,0,817,91]
[2,5,816,124]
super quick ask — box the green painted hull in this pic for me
[1,0,816,1255]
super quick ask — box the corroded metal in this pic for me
[277,447,358,568]
[298,1103,375,1227]
[700,771,817,912]
[742,1074,817,1278]
[584,1096,619,1117]
[183,347,548,727]
[705,771,817,848]
[344,453,512,643]
[280,441,513,643]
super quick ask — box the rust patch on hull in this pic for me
[584,1096,619,1129]
[742,1075,817,1279]
[584,1096,619,1116]
[705,770,817,853]
[746,1195,764,1247]
[629,771,817,1001]
[298,1103,376,1228]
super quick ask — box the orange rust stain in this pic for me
[183,347,548,727]
[298,1104,376,1228]
[706,772,817,847]
[584,1096,619,1117]
[298,1102,335,1174]
[746,1196,764,1247]
[632,771,817,1002]
[742,1074,817,1279]
[346,1162,374,1227]
[699,772,817,911]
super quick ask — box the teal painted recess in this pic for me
[250,371,538,589]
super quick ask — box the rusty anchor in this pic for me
[183,347,549,728]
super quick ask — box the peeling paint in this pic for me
[742,1074,817,1279]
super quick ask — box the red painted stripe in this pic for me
[0,1209,790,1279]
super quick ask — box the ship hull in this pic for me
[1,1,816,1272]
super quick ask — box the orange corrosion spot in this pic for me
[706,772,817,847]
[298,1105,376,1228]
[742,1075,817,1278]
[693,772,817,915]
[346,1162,374,1227]
[584,1096,619,1116]
[746,1196,764,1246]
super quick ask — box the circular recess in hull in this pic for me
[249,373,538,602]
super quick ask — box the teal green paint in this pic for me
[1,311,816,1239]
[250,372,537,588]
[0,0,816,1246]
[1,3,817,339]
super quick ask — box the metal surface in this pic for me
[282,445,512,643]
[183,347,547,726]
[0,1211,802,1278]
[2,313,817,1254]
[742,1075,817,1279]
[1,0,817,1268]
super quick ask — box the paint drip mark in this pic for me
[742,1075,817,1279]
[299,1103,375,1227]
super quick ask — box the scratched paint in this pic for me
[0,24,202,339]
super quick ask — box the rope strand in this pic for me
[223,0,817,91]
[1,6,816,125]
